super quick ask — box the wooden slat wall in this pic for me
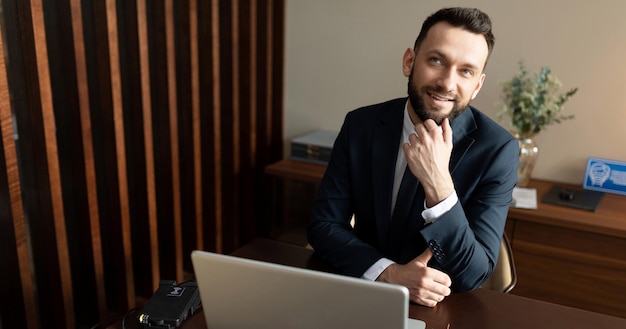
[0,0,284,328]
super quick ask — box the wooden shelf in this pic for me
[265,158,326,182]
[508,179,626,239]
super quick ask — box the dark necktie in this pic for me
[386,166,418,258]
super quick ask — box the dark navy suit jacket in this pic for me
[308,97,519,292]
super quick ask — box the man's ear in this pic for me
[402,48,415,77]
[471,73,486,100]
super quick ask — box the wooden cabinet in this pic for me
[507,180,626,318]
[265,160,626,318]
[265,159,325,244]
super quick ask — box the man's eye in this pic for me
[462,69,473,76]
[430,58,442,65]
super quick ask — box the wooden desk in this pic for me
[265,158,326,183]
[233,239,626,328]
[506,180,626,318]
[112,238,626,328]
[264,159,626,318]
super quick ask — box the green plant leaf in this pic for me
[497,60,578,136]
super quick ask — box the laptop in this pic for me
[191,250,426,329]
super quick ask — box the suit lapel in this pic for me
[449,107,477,175]
[372,101,404,247]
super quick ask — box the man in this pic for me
[308,7,518,307]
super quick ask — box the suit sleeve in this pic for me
[421,136,519,292]
[307,114,385,277]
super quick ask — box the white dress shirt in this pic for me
[361,103,458,280]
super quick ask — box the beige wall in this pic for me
[284,0,626,185]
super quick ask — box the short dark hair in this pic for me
[413,7,495,65]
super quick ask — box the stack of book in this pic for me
[290,129,338,164]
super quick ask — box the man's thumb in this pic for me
[415,248,433,267]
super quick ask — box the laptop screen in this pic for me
[191,250,425,329]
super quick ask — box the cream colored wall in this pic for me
[284,0,626,185]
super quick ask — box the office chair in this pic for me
[481,233,517,293]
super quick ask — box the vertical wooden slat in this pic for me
[270,0,285,159]
[265,0,275,149]
[253,0,268,168]
[105,0,135,308]
[216,0,234,253]
[30,0,74,327]
[211,0,223,253]
[136,0,160,291]
[235,0,255,243]
[230,0,241,249]
[197,0,218,252]
[68,0,107,319]
[165,0,183,282]
[0,23,38,329]
[249,0,257,166]
[171,0,195,272]
[189,0,203,250]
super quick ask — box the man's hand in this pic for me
[403,118,454,207]
[376,248,452,307]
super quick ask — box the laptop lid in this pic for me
[191,250,425,329]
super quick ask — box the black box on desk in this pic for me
[290,130,338,164]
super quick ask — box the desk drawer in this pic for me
[509,220,626,318]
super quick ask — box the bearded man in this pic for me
[308,7,519,307]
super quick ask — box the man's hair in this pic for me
[413,7,495,63]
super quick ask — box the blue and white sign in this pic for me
[583,157,626,196]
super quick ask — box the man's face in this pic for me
[404,22,488,125]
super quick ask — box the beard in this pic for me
[407,72,468,125]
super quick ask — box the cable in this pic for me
[121,308,140,329]
[88,307,140,329]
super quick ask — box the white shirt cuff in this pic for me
[421,191,458,224]
[361,258,395,281]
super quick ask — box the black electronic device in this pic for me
[541,185,604,212]
[137,280,202,329]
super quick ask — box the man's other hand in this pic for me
[376,248,452,307]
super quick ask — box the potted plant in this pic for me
[497,61,578,187]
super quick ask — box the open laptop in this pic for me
[191,250,426,329]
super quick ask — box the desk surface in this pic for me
[114,238,626,329]
[230,239,626,329]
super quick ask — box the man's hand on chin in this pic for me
[376,248,452,307]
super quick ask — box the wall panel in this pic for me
[0,0,284,328]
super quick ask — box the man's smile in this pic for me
[427,91,454,102]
